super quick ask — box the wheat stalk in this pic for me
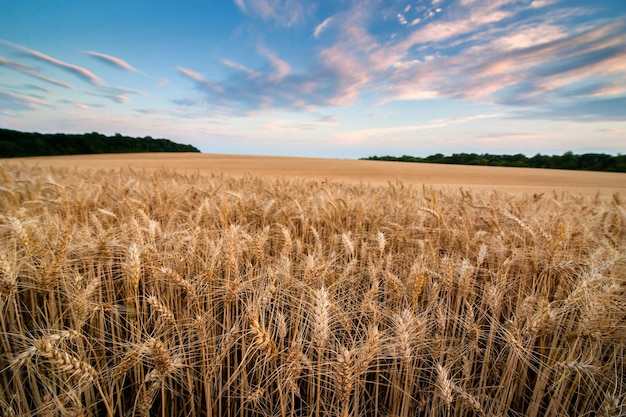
[334,347,355,417]
[146,294,176,323]
[31,336,97,384]
[2,162,624,417]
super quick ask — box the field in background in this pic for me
[6,152,626,196]
[0,159,624,416]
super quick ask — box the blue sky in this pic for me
[1,0,625,158]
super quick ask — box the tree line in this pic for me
[0,128,200,158]
[361,151,626,173]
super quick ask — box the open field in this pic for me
[0,158,624,416]
[5,152,626,196]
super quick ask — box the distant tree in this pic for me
[0,128,201,158]
[360,150,625,173]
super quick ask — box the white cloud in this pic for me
[234,0,246,12]
[531,0,560,8]
[492,23,566,50]
[234,0,315,27]
[314,16,333,39]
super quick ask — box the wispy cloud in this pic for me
[234,0,315,28]
[221,59,260,78]
[59,99,90,110]
[261,113,339,132]
[337,114,502,143]
[257,46,291,81]
[517,97,626,122]
[314,16,333,39]
[84,51,139,73]
[177,67,224,93]
[0,41,149,106]
[0,56,75,89]
[93,85,146,104]
[1,40,102,86]
[0,89,47,111]
[368,2,626,121]
[24,84,51,94]
[173,0,626,124]
[178,45,333,113]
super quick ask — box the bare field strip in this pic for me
[5,152,626,195]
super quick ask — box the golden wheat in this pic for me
[0,162,624,417]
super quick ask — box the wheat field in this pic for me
[0,157,624,417]
[9,152,626,195]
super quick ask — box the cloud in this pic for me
[24,84,51,94]
[87,84,146,104]
[234,0,246,12]
[84,51,139,73]
[1,40,102,86]
[517,97,626,122]
[337,113,502,142]
[1,41,148,106]
[261,113,340,132]
[234,0,315,28]
[59,99,90,110]
[178,67,205,83]
[531,0,560,8]
[174,0,625,124]
[399,1,515,47]
[0,56,75,89]
[257,46,291,81]
[177,43,353,113]
[221,59,260,78]
[370,4,626,120]
[0,89,47,111]
[314,16,333,39]
[177,67,224,93]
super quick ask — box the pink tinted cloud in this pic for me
[1,40,102,86]
[319,46,370,106]
[177,67,224,93]
[175,0,625,121]
[177,67,205,82]
[221,59,260,78]
[60,99,89,110]
[0,89,47,110]
[0,56,75,89]
[371,1,626,111]
[257,46,291,81]
[84,51,139,73]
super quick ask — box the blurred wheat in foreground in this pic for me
[0,164,624,417]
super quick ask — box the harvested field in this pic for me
[0,157,624,417]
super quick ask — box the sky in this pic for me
[1,0,625,158]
